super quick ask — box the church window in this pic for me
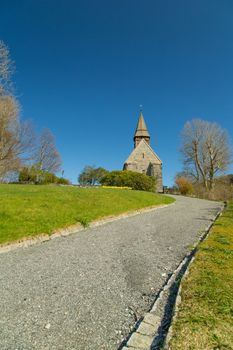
[142,153,145,158]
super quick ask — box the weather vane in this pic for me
[139,104,143,112]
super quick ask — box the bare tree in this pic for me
[0,96,35,177]
[0,41,37,181]
[0,41,14,96]
[181,119,231,190]
[0,42,61,179]
[35,128,62,173]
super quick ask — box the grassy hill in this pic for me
[0,184,174,245]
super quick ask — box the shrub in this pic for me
[174,173,233,200]
[175,176,194,195]
[19,167,70,185]
[40,171,57,184]
[19,166,38,183]
[56,177,70,185]
[101,170,156,192]
[193,182,233,201]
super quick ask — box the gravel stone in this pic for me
[0,196,223,349]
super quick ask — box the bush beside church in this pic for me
[101,170,156,192]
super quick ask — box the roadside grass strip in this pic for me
[0,184,174,245]
[167,201,233,350]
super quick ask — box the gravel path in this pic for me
[0,196,223,350]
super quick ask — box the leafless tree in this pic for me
[181,119,231,190]
[0,96,35,177]
[0,41,14,96]
[0,42,61,180]
[0,41,36,180]
[35,128,62,173]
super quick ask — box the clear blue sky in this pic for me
[1,0,233,185]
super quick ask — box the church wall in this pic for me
[150,164,163,193]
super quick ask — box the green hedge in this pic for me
[101,170,156,192]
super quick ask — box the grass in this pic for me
[0,184,174,245]
[168,201,233,350]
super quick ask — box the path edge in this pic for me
[0,202,174,255]
[119,202,225,350]
[163,202,225,350]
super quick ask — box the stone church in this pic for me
[123,112,163,192]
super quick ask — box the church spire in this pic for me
[134,111,150,148]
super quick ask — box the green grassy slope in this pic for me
[0,184,174,245]
[168,201,233,350]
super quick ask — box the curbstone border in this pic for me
[163,204,225,350]
[0,203,174,255]
[119,203,224,350]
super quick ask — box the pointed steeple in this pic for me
[134,112,150,148]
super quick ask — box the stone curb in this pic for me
[119,204,224,350]
[0,203,174,255]
[163,205,224,350]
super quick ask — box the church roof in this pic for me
[124,139,162,165]
[134,112,150,138]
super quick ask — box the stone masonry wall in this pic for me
[151,164,163,193]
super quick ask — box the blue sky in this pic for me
[1,0,233,185]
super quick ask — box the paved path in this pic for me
[0,196,223,350]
